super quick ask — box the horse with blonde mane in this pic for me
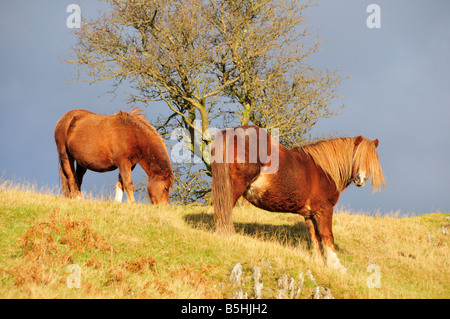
[211,126,385,272]
[55,109,174,204]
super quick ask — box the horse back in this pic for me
[222,127,339,213]
[55,110,96,155]
[55,110,129,171]
[55,109,94,141]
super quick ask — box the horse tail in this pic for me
[212,135,235,235]
[54,111,77,198]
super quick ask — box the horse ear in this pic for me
[374,139,379,148]
[354,135,363,146]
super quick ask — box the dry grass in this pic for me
[0,180,448,298]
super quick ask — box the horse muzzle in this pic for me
[354,173,368,187]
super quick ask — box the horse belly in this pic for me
[243,175,267,208]
[82,160,117,172]
[243,174,302,213]
[67,137,116,172]
[74,153,117,172]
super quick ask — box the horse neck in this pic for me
[137,136,172,180]
[297,138,355,192]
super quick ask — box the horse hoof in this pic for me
[337,265,347,273]
[331,262,347,273]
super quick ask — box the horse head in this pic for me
[147,172,174,204]
[352,136,384,191]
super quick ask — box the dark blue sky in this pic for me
[1,1,449,215]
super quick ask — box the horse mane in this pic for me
[298,137,385,192]
[117,109,158,135]
[116,109,174,187]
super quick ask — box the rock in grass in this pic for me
[252,266,263,299]
[230,263,242,287]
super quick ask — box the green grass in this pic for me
[0,180,449,298]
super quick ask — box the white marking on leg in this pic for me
[115,182,123,202]
[324,246,347,273]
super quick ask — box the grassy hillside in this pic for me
[0,181,449,299]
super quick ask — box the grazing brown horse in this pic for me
[211,126,385,272]
[54,109,174,204]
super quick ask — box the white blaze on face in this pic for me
[354,170,368,187]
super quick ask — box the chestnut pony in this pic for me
[55,109,174,204]
[211,126,385,272]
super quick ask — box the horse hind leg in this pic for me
[58,151,81,199]
[304,216,323,260]
[59,162,71,198]
[75,163,87,198]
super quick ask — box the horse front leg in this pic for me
[304,210,346,273]
[117,163,136,204]
[315,208,346,273]
[115,174,124,203]
[116,164,136,203]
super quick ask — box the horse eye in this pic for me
[164,187,169,191]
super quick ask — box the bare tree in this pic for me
[209,0,343,147]
[68,0,344,203]
[70,0,239,172]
